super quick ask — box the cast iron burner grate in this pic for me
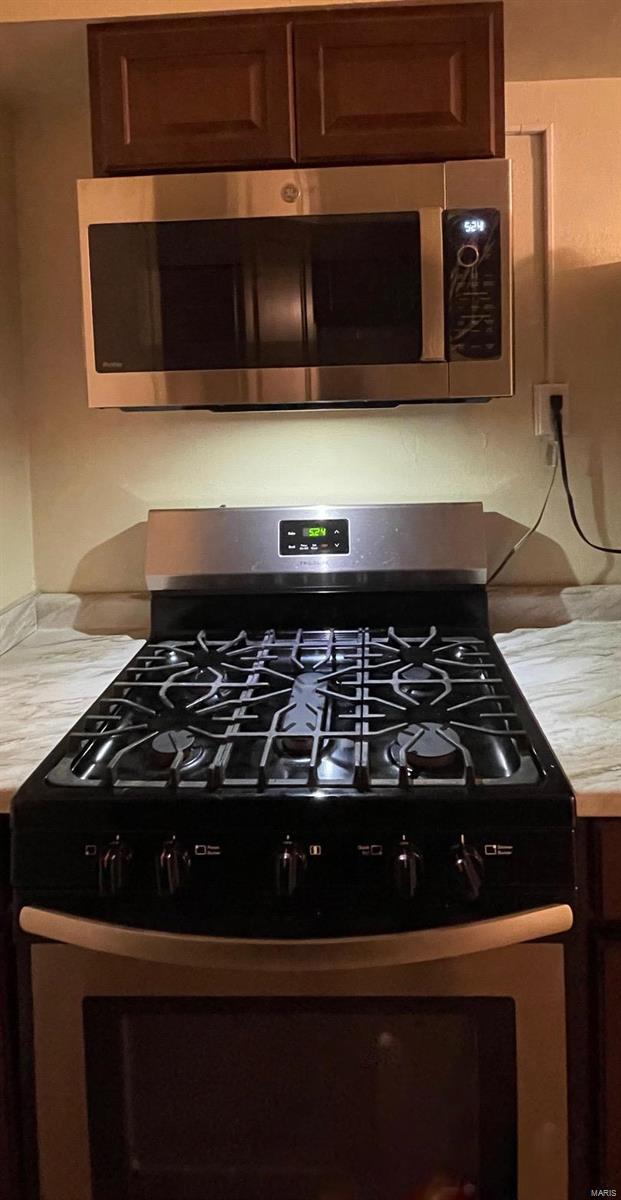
[48,626,542,792]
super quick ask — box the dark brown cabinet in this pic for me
[0,819,20,1200]
[294,4,504,165]
[88,15,296,175]
[88,2,505,176]
[600,938,621,1183]
[593,821,621,1186]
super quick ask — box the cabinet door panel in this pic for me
[598,821,621,921]
[294,3,504,164]
[600,939,621,1183]
[89,17,295,175]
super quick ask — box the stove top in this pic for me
[48,624,542,794]
[12,505,575,938]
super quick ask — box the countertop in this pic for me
[0,619,620,817]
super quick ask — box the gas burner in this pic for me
[400,665,432,683]
[157,647,192,668]
[390,724,462,772]
[151,729,204,771]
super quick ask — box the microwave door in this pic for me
[305,209,448,406]
[419,207,445,363]
[79,168,454,409]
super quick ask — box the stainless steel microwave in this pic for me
[77,160,512,410]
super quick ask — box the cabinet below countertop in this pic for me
[0,816,21,1200]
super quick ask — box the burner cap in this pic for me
[278,734,315,759]
[151,729,198,769]
[390,723,460,771]
[400,664,432,683]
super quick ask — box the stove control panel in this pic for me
[13,823,574,937]
[279,519,350,556]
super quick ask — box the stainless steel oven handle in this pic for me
[20,904,573,972]
[419,206,445,362]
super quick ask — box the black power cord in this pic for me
[488,455,558,583]
[550,393,621,554]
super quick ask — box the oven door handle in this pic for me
[419,206,445,362]
[19,904,573,972]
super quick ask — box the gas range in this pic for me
[12,503,575,938]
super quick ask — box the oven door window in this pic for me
[84,997,516,1200]
[87,214,423,373]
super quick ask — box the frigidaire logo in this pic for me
[102,361,123,369]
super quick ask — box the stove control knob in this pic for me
[394,840,422,899]
[450,841,484,902]
[275,838,306,898]
[157,839,191,896]
[99,838,132,896]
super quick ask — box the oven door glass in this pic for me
[83,997,516,1200]
[87,214,423,373]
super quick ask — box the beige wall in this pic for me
[3,0,621,85]
[2,2,621,87]
[3,11,621,594]
[0,105,34,610]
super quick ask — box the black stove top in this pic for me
[11,504,575,938]
[48,624,543,794]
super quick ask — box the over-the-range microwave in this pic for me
[77,159,512,411]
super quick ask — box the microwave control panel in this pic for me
[279,520,350,556]
[444,209,502,361]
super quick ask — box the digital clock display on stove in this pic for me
[279,519,350,556]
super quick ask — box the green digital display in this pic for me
[304,526,327,538]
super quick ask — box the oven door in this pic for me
[22,904,570,1200]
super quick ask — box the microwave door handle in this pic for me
[419,207,445,362]
[20,904,573,972]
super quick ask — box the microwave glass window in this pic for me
[88,214,423,374]
[84,997,516,1199]
[310,215,422,365]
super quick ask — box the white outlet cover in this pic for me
[533,383,570,438]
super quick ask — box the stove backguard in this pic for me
[145,502,487,598]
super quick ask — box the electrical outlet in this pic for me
[533,383,570,438]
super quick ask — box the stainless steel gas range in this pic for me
[12,503,576,1200]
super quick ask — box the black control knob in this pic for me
[157,839,191,896]
[275,838,306,898]
[394,840,422,899]
[99,837,132,896]
[449,840,484,902]
[457,243,480,268]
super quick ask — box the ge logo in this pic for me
[281,182,300,203]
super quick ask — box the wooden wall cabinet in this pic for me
[294,4,504,165]
[88,2,505,176]
[88,15,296,175]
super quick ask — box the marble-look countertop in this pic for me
[0,620,619,817]
[496,620,621,816]
[0,628,143,811]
